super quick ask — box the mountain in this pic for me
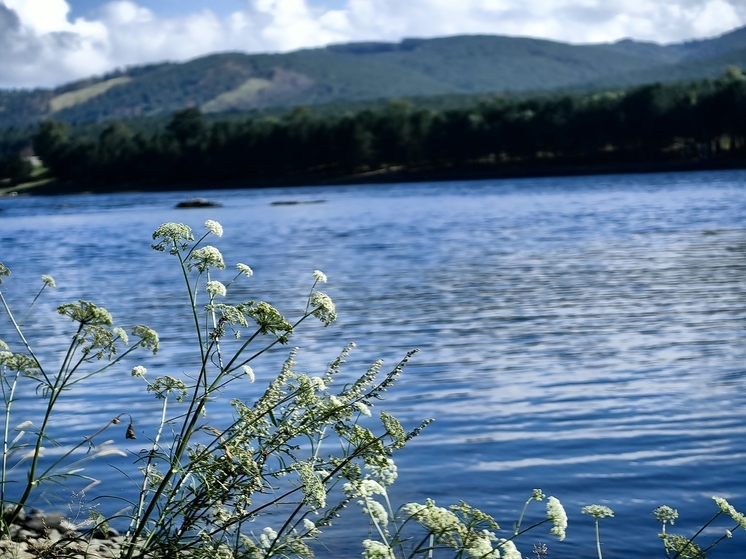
[1,25,746,129]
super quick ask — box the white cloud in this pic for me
[0,0,744,89]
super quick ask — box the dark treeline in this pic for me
[27,69,746,189]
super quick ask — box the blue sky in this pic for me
[1,0,745,89]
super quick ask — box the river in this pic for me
[0,170,744,558]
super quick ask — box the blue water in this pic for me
[0,170,745,558]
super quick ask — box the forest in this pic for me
[3,68,746,191]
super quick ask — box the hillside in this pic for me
[1,25,745,129]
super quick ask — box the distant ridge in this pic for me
[1,25,745,128]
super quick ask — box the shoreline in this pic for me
[2,157,745,198]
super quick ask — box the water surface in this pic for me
[0,170,744,558]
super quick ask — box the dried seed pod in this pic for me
[126,423,136,440]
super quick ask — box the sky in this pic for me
[1,0,745,89]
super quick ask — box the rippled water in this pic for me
[1,170,745,558]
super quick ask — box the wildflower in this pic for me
[0,262,10,284]
[582,504,615,519]
[362,540,395,559]
[205,220,223,237]
[659,534,704,559]
[295,461,327,509]
[152,222,193,252]
[380,411,406,448]
[112,327,129,345]
[344,479,386,498]
[547,497,567,541]
[242,365,255,383]
[360,498,389,528]
[464,531,499,559]
[726,529,733,538]
[310,376,326,391]
[533,489,546,501]
[712,496,746,529]
[403,499,463,537]
[58,300,113,326]
[41,274,55,287]
[310,291,336,325]
[366,458,397,486]
[313,270,327,283]
[131,365,147,378]
[653,505,678,525]
[206,280,227,297]
[148,375,189,402]
[132,324,160,353]
[236,263,253,277]
[498,539,522,559]
[189,245,226,272]
[259,527,278,549]
[354,401,371,416]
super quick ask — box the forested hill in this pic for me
[2,25,746,128]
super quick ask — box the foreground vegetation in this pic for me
[1,220,745,558]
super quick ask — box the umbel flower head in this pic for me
[204,219,223,237]
[41,274,56,288]
[713,496,746,529]
[189,246,226,272]
[206,280,227,297]
[582,504,615,519]
[653,505,679,525]
[236,263,253,277]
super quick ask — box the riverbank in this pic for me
[2,156,744,197]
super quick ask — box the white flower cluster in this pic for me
[343,478,386,498]
[547,496,568,541]
[189,245,226,272]
[402,499,462,536]
[131,365,147,378]
[463,530,500,559]
[581,504,614,519]
[236,263,253,277]
[204,220,223,237]
[258,527,278,550]
[653,505,678,525]
[242,365,255,383]
[310,291,336,326]
[497,539,522,559]
[206,280,227,297]
[360,498,389,528]
[41,274,56,287]
[366,458,397,486]
[310,376,326,391]
[313,270,327,283]
[361,539,395,559]
[354,401,372,417]
[713,496,746,530]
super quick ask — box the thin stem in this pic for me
[514,496,534,535]
[128,396,169,538]
[0,291,50,385]
[19,283,49,327]
[0,367,21,505]
[594,519,603,559]
[671,511,721,559]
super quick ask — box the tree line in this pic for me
[19,68,746,189]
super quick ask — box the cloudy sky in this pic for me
[1,0,745,89]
